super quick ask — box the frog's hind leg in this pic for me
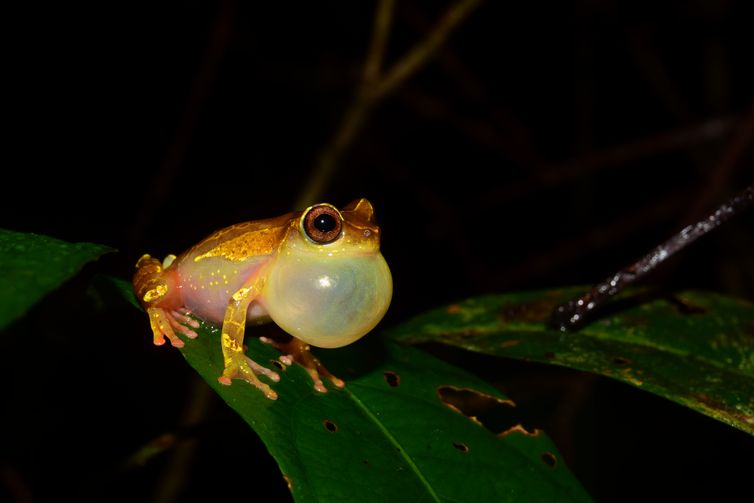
[134,254,197,346]
[260,336,345,393]
[217,282,280,400]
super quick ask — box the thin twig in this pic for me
[685,103,754,222]
[371,0,484,101]
[363,0,395,84]
[491,188,693,287]
[152,377,215,503]
[294,0,484,208]
[480,115,738,206]
[128,1,236,246]
[550,184,754,331]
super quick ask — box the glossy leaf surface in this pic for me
[0,228,113,329]
[172,319,591,502]
[387,288,754,435]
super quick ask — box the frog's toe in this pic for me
[168,310,199,339]
[167,336,184,348]
[175,309,201,328]
[246,357,281,382]
[147,307,184,347]
[267,338,346,393]
[218,358,279,400]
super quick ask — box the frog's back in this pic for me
[174,213,296,322]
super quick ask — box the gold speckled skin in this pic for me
[133,198,392,399]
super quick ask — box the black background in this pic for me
[3,1,753,501]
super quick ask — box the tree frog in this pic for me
[133,199,392,399]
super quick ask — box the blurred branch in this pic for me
[371,0,483,101]
[685,102,754,222]
[363,0,395,84]
[628,27,694,125]
[400,3,545,167]
[481,115,738,206]
[152,378,215,503]
[492,188,694,287]
[295,0,485,208]
[128,0,237,247]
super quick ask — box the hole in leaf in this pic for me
[271,360,284,370]
[323,420,338,433]
[452,442,469,452]
[383,371,400,387]
[541,452,557,468]
[438,386,535,434]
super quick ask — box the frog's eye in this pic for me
[303,205,343,244]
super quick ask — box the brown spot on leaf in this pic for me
[744,323,754,338]
[612,356,631,366]
[323,419,338,433]
[438,386,533,434]
[541,452,557,468]
[544,351,556,360]
[499,299,556,323]
[383,371,400,387]
[667,295,708,314]
[283,474,292,491]
[447,304,462,314]
[452,442,469,452]
[499,339,521,349]
[695,393,725,410]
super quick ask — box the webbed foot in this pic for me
[261,336,345,393]
[147,307,199,348]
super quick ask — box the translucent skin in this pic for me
[133,198,391,398]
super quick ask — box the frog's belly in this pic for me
[176,257,270,324]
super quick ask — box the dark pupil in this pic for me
[314,213,337,233]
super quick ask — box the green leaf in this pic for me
[98,275,143,311]
[168,319,591,502]
[386,288,754,436]
[0,228,113,329]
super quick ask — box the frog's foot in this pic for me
[169,309,200,339]
[218,349,280,400]
[147,307,199,348]
[261,336,345,393]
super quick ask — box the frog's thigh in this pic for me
[218,279,278,399]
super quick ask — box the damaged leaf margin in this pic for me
[171,318,591,502]
[387,288,754,436]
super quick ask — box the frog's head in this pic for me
[299,198,380,251]
[263,199,392,348]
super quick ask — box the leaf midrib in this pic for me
[344,385,441,503]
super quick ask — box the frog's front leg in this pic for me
[218,280,280,400]
[261,336,345,393]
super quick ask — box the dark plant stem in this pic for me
[550,183,754,331]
